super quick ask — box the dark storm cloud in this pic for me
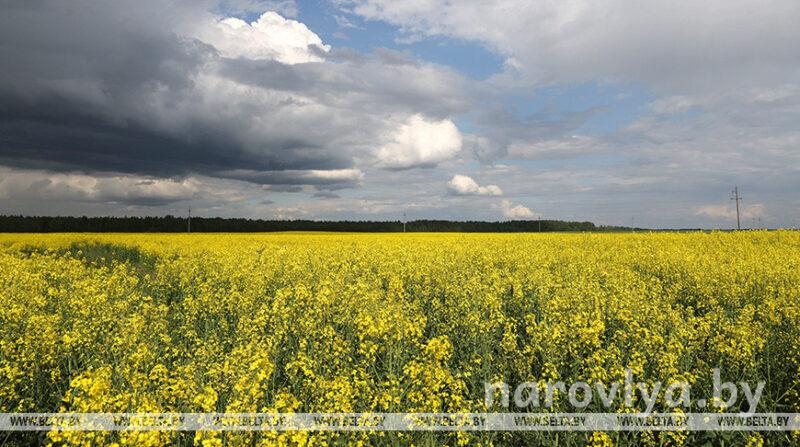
[0,1,349,183]
[0,0,472,187]
[0,114,344,176]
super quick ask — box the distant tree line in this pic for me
[0,215,637,233]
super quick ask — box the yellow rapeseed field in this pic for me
[1,232,799,446]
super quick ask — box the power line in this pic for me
[730,186,742,230]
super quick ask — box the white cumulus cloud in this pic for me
[501,199,535,219]
[198,11,330,64]
[375,114,463,169]
[446,174,502,196]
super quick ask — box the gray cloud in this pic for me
[221,168,363,188]
[313,191,340,199]
[340,0,800,93]
[468,105,605,161]
[0,167,198,207]
[217,0,299,17]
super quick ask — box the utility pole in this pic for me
[730,186,742,230]
[402,211,406,233]
[188,207,191,233]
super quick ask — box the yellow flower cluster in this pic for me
[0,231,798,446]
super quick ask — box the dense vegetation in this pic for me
[0,215,612,233]
[1,232,798,446]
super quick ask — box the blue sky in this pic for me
[0,0,798,228]
[295,1,507,80]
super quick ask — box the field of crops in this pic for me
[1,232,799,446]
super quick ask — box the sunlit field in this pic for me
[1,232,799,446]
